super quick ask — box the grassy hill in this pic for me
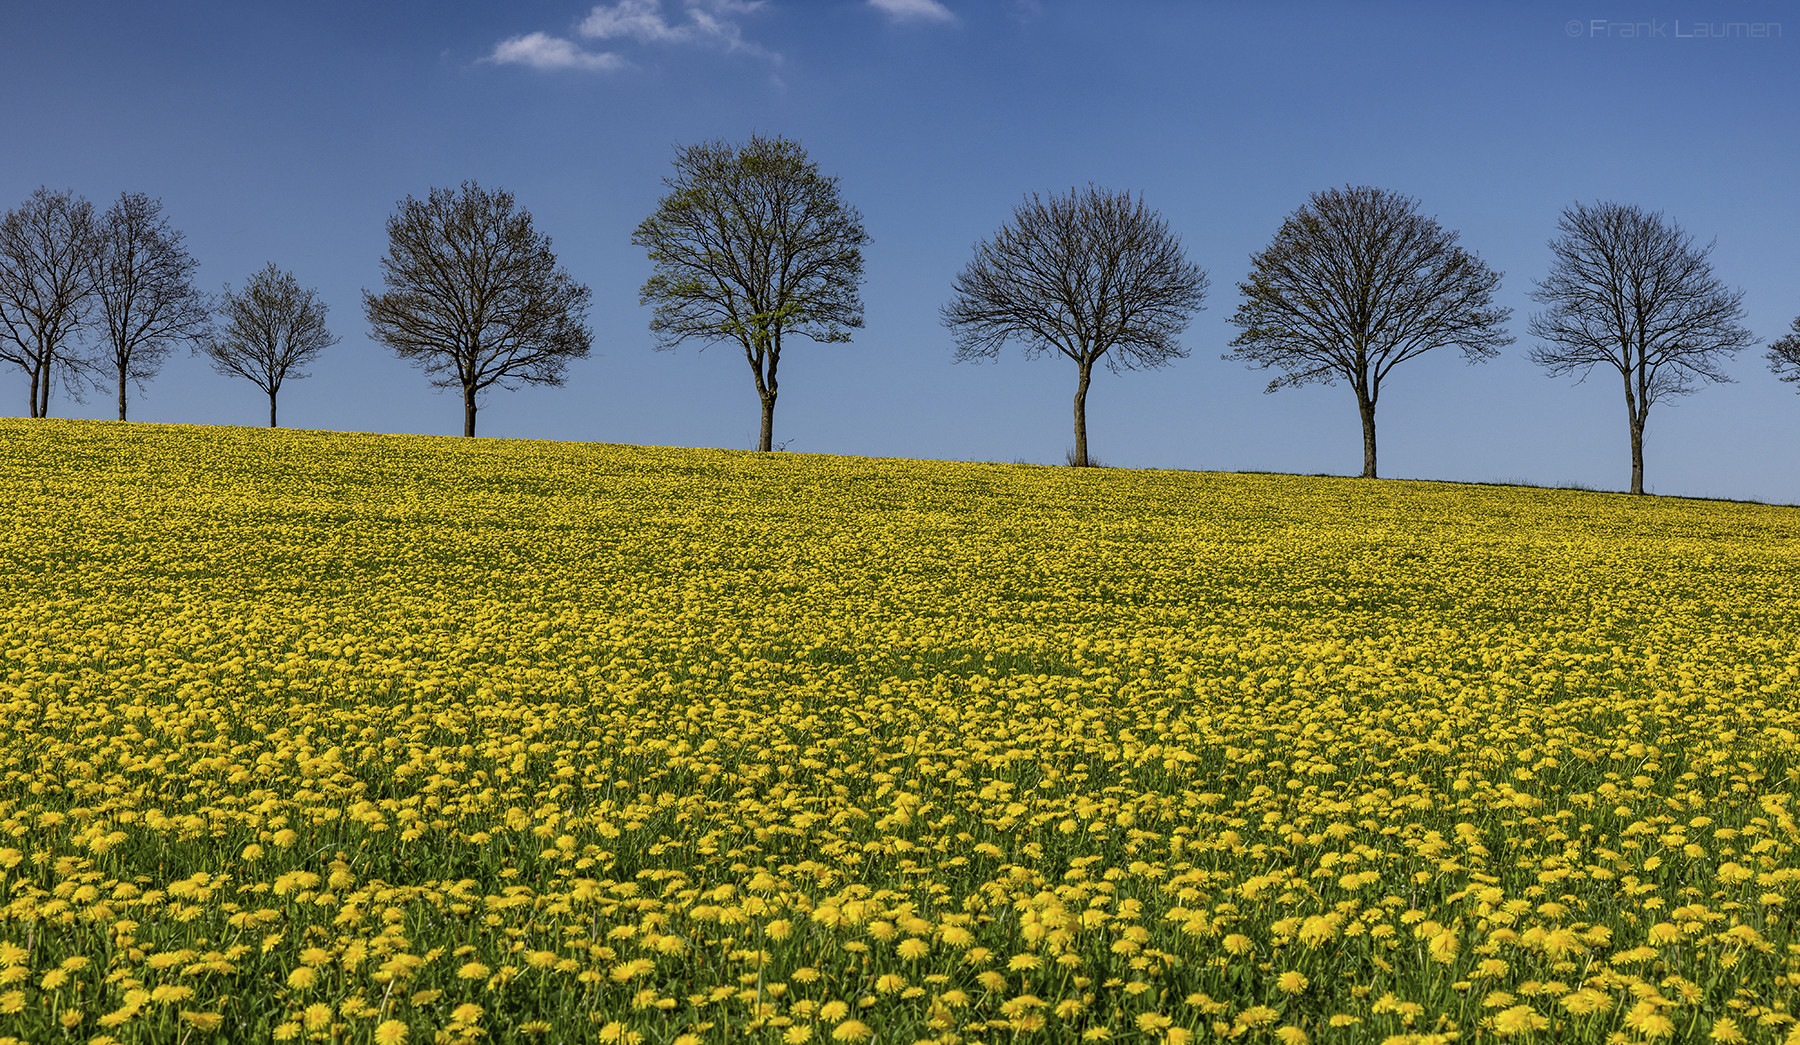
[1,418,1797,1043]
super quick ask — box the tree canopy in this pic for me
[634,134,867,452]
[942,184,1208,467]
[1227,185,1511,479]
[1528,201,1754,494]
[365,181,592,437]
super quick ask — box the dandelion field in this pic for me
[1,419,1798,1045]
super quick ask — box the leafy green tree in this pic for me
[634,135,868,451]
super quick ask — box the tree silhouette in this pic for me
[1227,185,1511,479]
[366,181,592,437]
[202,264,337,428]
[1529,201,1754,495]
[942,184,1207,467]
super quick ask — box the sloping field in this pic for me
[1,418,1797,1045]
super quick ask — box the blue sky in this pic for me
[4,1,1796,500]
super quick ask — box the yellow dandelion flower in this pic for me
[596,1021,642,1045]
[151,985,195,1005]
[1298,915,1339,947]
[1276,970,1308,994]
[819,1000,849,1021]
[1222,934,1253,955]
[1709,1017,1746,1043]
[374,1019,409,1045]
[874,973,906,994]
[458,960,492,980]
[1009,952,1041,972]
[1559,988,1610,1015]
[1238,1006,1280,1027]
[831,1019,871,1042]
[287,966,317,990]
[1493,1005,1548,1036]
[1541,927,1584,958]
[784,1026,813,1044]
[1624,1000,1676,1039]
[1427,931,1460,963]
[303,1002,334,1031]
[897,937,930,961]
[1274,1027,1308,1045]
[610,958,654,982]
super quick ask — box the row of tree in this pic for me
[4,135,1798,495]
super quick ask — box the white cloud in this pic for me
[487,1,777,74]
[487,31,625,71]
[579,0,690,43]
[577,0,779,60]
[868,0,955,24]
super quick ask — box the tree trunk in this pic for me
[1072,360,1093,467]
[34,359,48,418]
[269,391,278,428]
[28,366,40,419]
[1629,415,1646,495]
[758,393,776,452]
[464,392,477,437]
[1357,394,1378,479]
[757,340,781,452]
[118,372,128,422]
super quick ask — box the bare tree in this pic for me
[1226,185,1511,479]
[634,134,868,452]
[1529,201,1755,495]
[0,187,101,417]
[91,192,210,421]
[365,181,592,437]
[201,264,337,427]
[1767,315,1800,387]
[943,184,1207,467]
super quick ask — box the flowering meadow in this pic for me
[1,418,1798,1045]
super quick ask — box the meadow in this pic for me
[0,418,1797,1045]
